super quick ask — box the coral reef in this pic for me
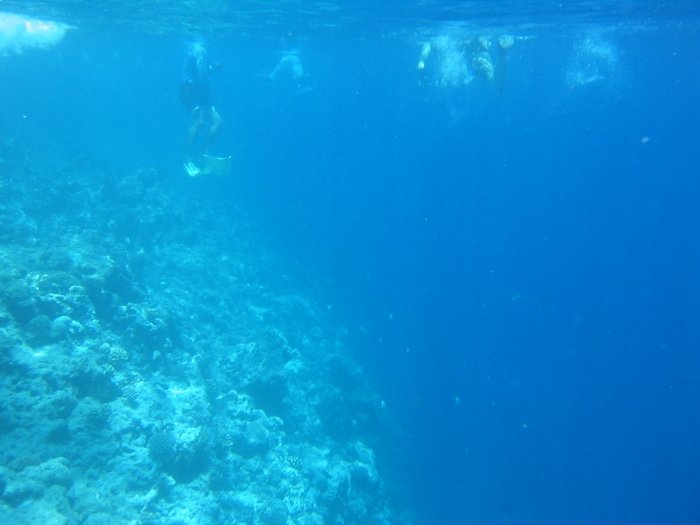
[0,155,408,524]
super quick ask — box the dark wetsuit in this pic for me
[180,49,211,114]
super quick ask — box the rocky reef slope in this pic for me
[0,156,407,525]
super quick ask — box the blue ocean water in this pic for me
[1,2,700,524]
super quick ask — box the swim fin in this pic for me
[202,154,232,177]
[184,161,202,177]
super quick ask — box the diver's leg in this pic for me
[185,107,205,159]
[204,106,223,153]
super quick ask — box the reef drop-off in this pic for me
[0,152,409,525]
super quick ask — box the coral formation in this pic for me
[0,154,408,524]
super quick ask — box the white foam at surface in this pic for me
[0,11,69,55]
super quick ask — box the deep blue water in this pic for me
[2,2,700,524]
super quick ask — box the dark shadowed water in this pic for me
[1,2,699,524]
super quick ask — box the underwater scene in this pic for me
[1,1,699,524]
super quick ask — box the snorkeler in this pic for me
[268,50,304,81]
[180,41,223,176]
